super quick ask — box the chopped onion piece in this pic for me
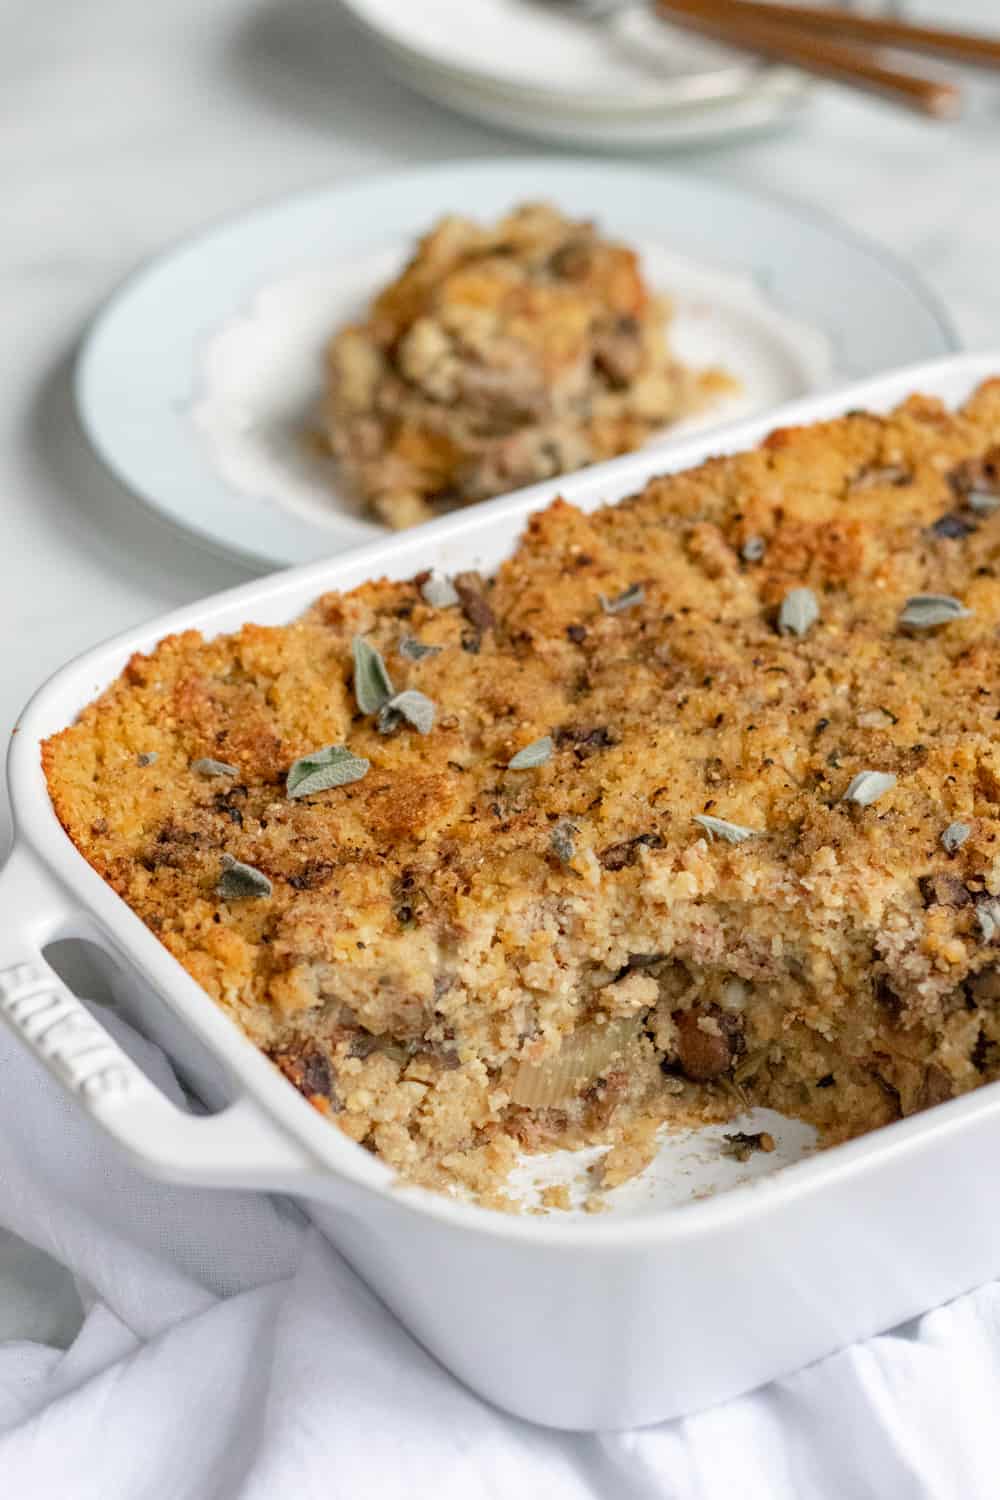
[510,1017,642,1109]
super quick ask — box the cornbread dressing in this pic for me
[323,202,732,528]
[45,382,1000,1207]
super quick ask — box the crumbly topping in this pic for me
[322,201,733,527]
[43,380,1000,1203]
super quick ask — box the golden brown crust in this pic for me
[322,201,732,527]
[44,380,1000,1203]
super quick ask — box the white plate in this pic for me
[339,0,812,146]
[341,0,773,109]
[372,41,811,148]
[76,159,957,571]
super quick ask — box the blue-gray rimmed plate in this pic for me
[76,158,957,570]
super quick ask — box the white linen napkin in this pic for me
[1,998,998,1500]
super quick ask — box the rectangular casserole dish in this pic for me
[5,352,1000,1432]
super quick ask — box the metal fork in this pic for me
[542,0,906,20]
[537,0,962,119]
[539,0,637,18]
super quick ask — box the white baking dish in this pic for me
[5,352,1000,1431]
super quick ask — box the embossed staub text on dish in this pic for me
[0,959,134,1101]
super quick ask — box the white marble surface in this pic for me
[1,0,999,1345]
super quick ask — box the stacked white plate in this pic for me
[337,0,812,148]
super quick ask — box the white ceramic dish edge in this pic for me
[6,353,1000,1429]
[375,51,811,149]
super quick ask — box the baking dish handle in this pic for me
[0,847,323,1190]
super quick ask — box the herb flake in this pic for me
[941,821,971,854]
[732,1047,769,1086]
[550,820,578,863]
[216,854,272,901]
[508,736,553,770]
[898,595,971,629]
[977,898,1000,945]
[600,833,662,870]
[693,814,758,845]
[398,634,441,662]
[286,745,370,799]
[377,689,436,736]
[778,587,819,637]
[454,574,495,633]
[421,574,460,609]
[741,536,766,563]
[599,583,644,615]
[843,770,896,807]
[136,752,158,767]
[722,1130,775,1162]
[930,512,976,541]
[352,636,395,714]
[192,757,238,778]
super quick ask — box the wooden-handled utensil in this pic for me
[655,0,965,117]
[673,1,1000,70]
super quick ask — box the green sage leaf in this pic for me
[287,745,370,799]
[378,689,436,736]
[192,757,238,778]
[216,854,272,901]
[352,636,394,714]
[508,736,553,770]
[898,595,971,629]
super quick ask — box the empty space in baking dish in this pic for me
[507,1110,817,1217]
